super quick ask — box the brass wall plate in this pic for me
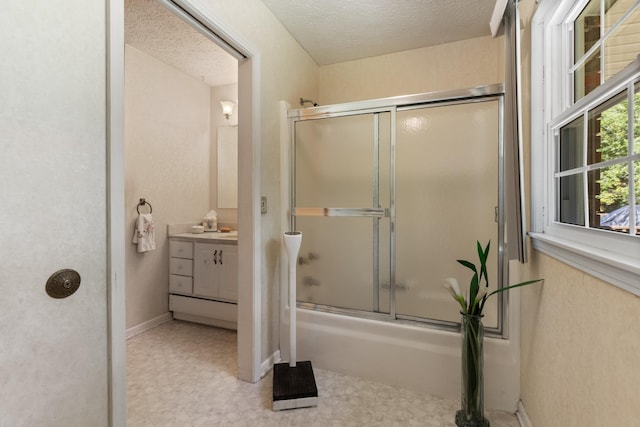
[46,269,81,299]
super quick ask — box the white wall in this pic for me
[125,44,212,329]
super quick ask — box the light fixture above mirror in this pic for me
[220,100,235,120]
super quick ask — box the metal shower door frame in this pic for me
[288,84,508,337]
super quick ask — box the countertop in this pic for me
[169,231,237,244]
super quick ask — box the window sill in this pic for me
[529,232,640,296]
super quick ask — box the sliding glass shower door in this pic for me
[293,112,392,315]
[394,101,500,327]
[290,88,504,329]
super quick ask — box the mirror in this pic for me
[217,126,238,208]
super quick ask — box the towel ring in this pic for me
[137,198,152,214]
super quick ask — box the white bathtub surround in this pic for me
[292,302,521,413]
[127,320,520,426]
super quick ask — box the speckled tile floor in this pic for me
[126,320,520,427]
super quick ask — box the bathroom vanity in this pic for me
[168,231,238,329]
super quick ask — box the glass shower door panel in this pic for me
[395,101,500,327]
[295,114,375,207]
[295,216,391,312]
[294,113,391,313]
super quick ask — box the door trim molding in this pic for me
[106,0,126,425]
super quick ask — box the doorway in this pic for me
[123,0,239,332]
[110,0,261,422]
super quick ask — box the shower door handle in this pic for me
[294,207,389,217]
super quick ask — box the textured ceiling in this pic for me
[262,0,496,65]
[124,0,237,87]
[124,0,495,85]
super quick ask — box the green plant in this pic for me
[448,241,542,426]
[444,241,542,316]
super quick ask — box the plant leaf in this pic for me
[468,273,479,313]
[477,241,485,264]
[478,294,487,313]
[470,286,487,315]
[487,279,544,298]
[478,241,490,288]
[457,259,477,274]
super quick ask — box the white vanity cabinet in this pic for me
[168,234,238,329]
[169,240,194,295]
[193,242,238,301]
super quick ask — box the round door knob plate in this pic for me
[46,269,81,299]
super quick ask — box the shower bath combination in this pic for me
[288,84,507,332]
[280,85,520,410]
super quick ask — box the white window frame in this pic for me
[531,0,640,295]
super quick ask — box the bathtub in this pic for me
[283,303,521,412]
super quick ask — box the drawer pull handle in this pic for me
[219,250,223,265]
[213,250,218,265]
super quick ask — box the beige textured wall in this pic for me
[319,35,503,104]
[516,1,640,425]
[516,251,640,426]
[125,44,212,329]
[192,0,319,361]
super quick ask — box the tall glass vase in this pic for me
[455,313,490,427]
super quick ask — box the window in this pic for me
[554,84,639,234]
[531,0,640,295]
[572,0,640,101]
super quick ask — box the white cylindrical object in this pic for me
[283,231,302,367]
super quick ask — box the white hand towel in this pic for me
[132,213,156,253]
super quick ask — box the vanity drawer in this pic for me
[170,274,193,295]
[170,258,193,276]
[170,240,193,259]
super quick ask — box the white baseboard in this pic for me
[126,312,173,340]
[261,350,281,378]
[516,400,533,427]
